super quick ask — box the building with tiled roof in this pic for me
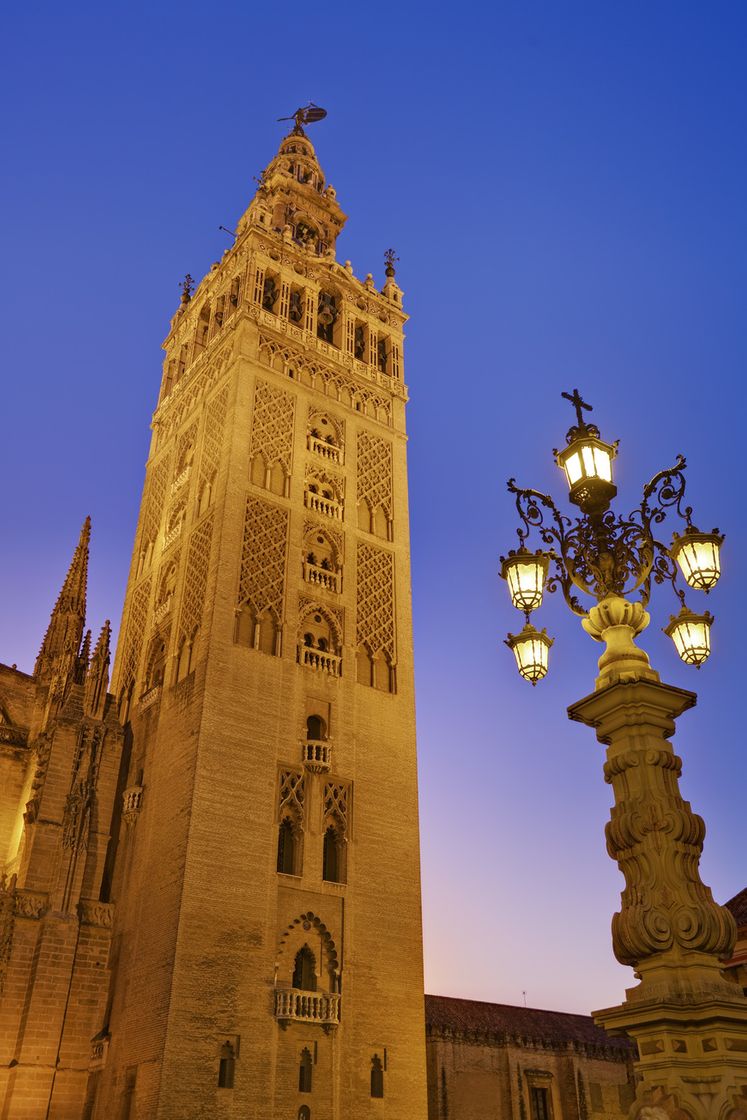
[725,888,747,996]
[425,993,636,1119]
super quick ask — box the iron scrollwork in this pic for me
[507,453,692,614]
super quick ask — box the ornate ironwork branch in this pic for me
[507,453,695,615]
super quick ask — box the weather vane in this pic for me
[277,102,328,136]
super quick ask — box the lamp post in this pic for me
[499,390,745,1120]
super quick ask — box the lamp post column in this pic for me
[568,606,747,1120]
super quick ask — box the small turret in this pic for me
[84,620,111,719]
[35,517,91,684]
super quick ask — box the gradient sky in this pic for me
[2,2,745,1016]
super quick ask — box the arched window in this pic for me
[371,1055,384,1098]
[292,946,317,991]
[323,826,345,884]
[262,274,279,312]
[306,715,326,741]
[298,1108,311,1120]
[317,291,339,344]
[218,1042,235,1089]
[277,818,297,875]
[298,1048,313,1093]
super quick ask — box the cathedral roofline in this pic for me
[425,994,636,1056]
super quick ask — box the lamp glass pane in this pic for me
[593,446,612,481]
[506,559,545,613]
[581,445,596,477]
[564,451,583,485]
[676,539,721,591]
[670,617,711,666]
[513,635,550,683]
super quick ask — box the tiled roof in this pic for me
[725,888,747,928]
[425,994,634,1056]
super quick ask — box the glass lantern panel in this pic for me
[677,539,721,591]
[593,446,612,481]
[564,451,583,485]
[507,561,545,613]
[581,445,596,478]
[671,618,711,666]
[513,635,550,683]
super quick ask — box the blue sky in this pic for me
[1,2,745,1014]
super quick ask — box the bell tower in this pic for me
[91,112,428,1118]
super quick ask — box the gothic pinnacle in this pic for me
[34,516,91,682]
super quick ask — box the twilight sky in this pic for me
[1,3,745,1016]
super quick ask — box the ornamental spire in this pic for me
[84,619,111,719]
[35,517,91,683]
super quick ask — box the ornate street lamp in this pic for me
[499,390,746,1120]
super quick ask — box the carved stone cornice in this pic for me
[78,900,114,928]
[14,889,48,920]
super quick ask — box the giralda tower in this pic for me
[90,113,428,1118]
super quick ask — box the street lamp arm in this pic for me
[506,478,570,549]
[639,453,691,528]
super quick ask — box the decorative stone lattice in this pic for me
[323,781,349,834]
[356,544,395,658]
[198,383,229,495]
[179,514,214,642]
[357,432,393,517]
[120,577,151,689]
[250,379,295,473]
[257,333,393,426]
[141,454,172,553]
[278,768,305,823]
[237,497,288,617]
[174,420,198,481]
[156,341,233,441]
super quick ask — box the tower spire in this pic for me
[35,517,91,683]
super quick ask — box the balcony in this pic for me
[302,561,340,593]
[304,490,342,520]
[308,434,342,464]
[139,684,162,711]
[122,784,144,826]
[302,739,332,773]
[171,464,192,494]
[298,646,341,677]
[275,989,340,1028]
[153,595,173,625]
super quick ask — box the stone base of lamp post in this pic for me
[569,677,747,1120]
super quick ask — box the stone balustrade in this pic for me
[153,595,173,624]
[275,989,340,1026]
[139,684,162,710]
[122,784,144,826]
[308,434,342,463]
[298,647,341,676]
[171,464,191,493]
[302,562,340,593]
[302,739,332,772]
[304,490,342,520]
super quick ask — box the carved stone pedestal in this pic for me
[569,678,747,1120]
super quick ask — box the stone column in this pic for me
[569,596,747,1120]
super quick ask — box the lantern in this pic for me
[670,527,724,593]
[504,623,554,685]
[500,549,550,614]
[556,432,617,513]
[664,607,714,668]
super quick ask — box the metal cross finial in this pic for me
[561,388,593,427]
